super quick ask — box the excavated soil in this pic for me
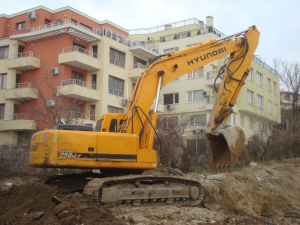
[0,184,126,225]
[1,159,300,225]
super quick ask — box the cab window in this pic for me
[95,119,103,132]
[109,119,117,132]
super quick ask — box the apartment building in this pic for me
[280,91,300,107]
[0,6,160,144]
[129,16,281,144]
[0,7,281,146]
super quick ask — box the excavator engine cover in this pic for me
[205,125,245,168]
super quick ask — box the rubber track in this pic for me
[83,175,204,207]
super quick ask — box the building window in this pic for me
[284,94,290,101]
[240,114,244,127]
[274,103,277,116]
[16,21,25,30]
[172,78,179,82]
[0,74,7,89]
[188,67,203,79]
[164,47,179,54]
[92,74,97,90]
[79,23,92,31]
[257,95,263,110]
[134,57,147,68]
[262,123,267,133]
[163,116,178,128]
[132,83,136,92]
[164,93,179,105]
[109,76,124,97]
[71,19,77,25]
[187,90,203,103]
[0,104,4,119]
[273,82,277,95]
[92,45,98,58]
[190,114,206,127]
[247,90,254,106]
[256,72,262,87]
[268,100,272,114]
[71,71,84,86]
[267,78,271,92]
[0,45,9,59]
[110,48,125,68]
[249,118,254,130]
[90,105,96,121]
[247,68,253,82]
[108,105,124,114]
[228,113,236,125]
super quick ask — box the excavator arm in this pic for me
[122,26,260,167]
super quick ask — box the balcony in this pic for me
[59,111,97,126]
[151,99,164,113]
[206,95,237,112]
[58,46,101,71]
[57,79,100,101]
[10,19,101,43]
[2,114,36,131]
[206,96,216,110]
[206,71,222,87]
[4,82,38,100]
[128,63,146,80]
[7,52,40,70]
[93,26,158,57]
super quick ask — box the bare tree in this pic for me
[274,59,300,130]
[15,64,95,130]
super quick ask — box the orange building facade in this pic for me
[0,6,158,144]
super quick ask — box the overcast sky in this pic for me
[1,0,299,66]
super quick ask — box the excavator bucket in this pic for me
[205,125,245,168]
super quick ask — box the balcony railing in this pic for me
[252,55,278,76]
[207,96,216,104]
[129,18,204,34]
[160,25,225,42]
[130,63,147,69]
[109,88,124,97]
[110,58,125,68]
[11,51,40,58]
[60,79,99,90]
[58,111,96,121]
[207,71,223,79]
[62,46,101,59]
[8,113,31,120]
[8,82,32,89]
[92,26,158,53]
[28,19,71,32]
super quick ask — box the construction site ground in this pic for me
[0,158,300,225]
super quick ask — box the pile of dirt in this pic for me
[0,184,126,225]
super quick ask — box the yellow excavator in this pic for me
[29,26,259,206]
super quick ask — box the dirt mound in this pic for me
[0,184,126,225]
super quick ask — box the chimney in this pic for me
[198,21,204,28]
[206,16,214,27]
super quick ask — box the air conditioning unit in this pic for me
[192,129,204,135]
[203,91,210,97]
[121,99,129,106]
[51,67,60,75]
[47,100,56,107]
[147,37,153,41]
[28,11,37,21]
[166,104,175,110]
